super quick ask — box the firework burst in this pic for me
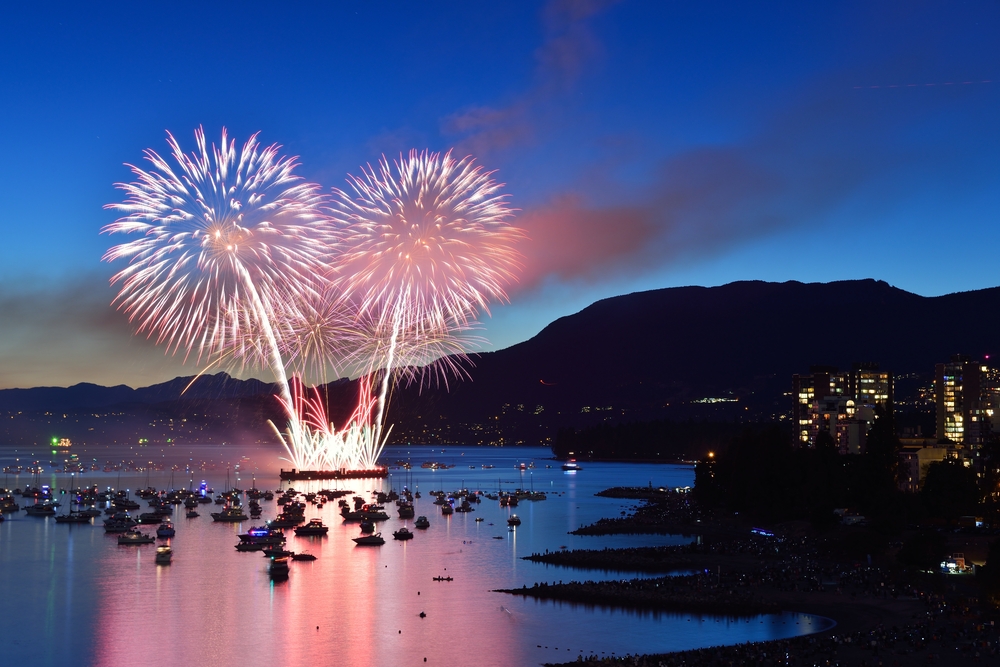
[102,127,329,362]
[329,149,522,334]
[104,135,521,473]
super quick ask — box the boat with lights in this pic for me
[118,529,156,545]
[239,526,286,545]
[293,519,329,536]
[211,506,249,522]
[269,556,290,578]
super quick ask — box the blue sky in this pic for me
[0,1,997,388]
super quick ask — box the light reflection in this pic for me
[3,448,829,665]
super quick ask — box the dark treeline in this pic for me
[694,421,898,526]
[552,419,753,461]
[693,416,994,535]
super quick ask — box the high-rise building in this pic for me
[935,355,991,447]
[849,362,893,412]
[793,366,842,445]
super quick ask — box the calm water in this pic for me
[0,444,831,666]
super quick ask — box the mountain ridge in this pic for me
[4,279,1000,444]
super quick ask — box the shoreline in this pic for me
[515,487,999,665]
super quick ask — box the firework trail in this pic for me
[328,149,523,451]
[104,135,521,473]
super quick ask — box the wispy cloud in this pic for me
[442,0,619,157]
[0,272,187,388]
[513,76,902,291]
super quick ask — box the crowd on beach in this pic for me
[572,488,701,535]
[510,536,933,618]
[524,487,1000,666]
[549,604,1000,666]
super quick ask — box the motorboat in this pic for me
[269,514,302,528]
[0,496,20,513]
[359,520,375,534]
[561,461,583,471]
[432,576,454,581]
[103,512,137,532]
[211,506,249,522]
[118,529,156,545]
[291,552,316,561]
[392,527,414,541]
[54,511,92,524]
[235,542,265,552]
[414,515,430,529]
[293,519,329,536]
[397,502,415,519]
[440,503,453,515]
[352,533,385,546]
[186,510,199,518]
[23,503,57,516]
[154,546,173,564]
[475,517,484,522]
[507,514,521,526]
[269,556,290,578]
[262,547,294,558]
[239,526,286,545]
[156,522,175,537]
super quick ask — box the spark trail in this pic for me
[105,135,521,473]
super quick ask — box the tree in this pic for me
[979,539,1000,603]
[921,460,980,520]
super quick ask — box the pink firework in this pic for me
[102,127,330,361]
[328,149,522,444]
[329,149,523,335]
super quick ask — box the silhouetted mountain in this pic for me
[388,279,1000,432]
[4,280,1000,447]
[0,373,276,412]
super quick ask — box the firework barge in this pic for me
[279,467,388,481]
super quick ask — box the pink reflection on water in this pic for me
[88,484,521,666]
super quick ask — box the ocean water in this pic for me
[0,444,831,666]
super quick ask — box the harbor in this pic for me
[0,444,826,666]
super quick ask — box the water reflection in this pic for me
[0,445,828,666]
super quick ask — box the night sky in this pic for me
[0,1,997,389]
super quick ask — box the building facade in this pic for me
[935,355,992,447]
[792,363,893,450]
